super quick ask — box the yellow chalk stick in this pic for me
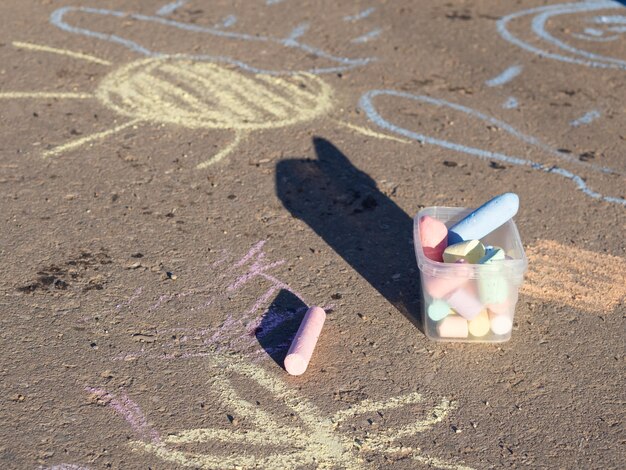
[468,310,490,337]
[442,240,485,264]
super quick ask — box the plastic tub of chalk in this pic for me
[413,206,527,343]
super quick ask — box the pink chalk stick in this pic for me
[423,260,470,299]
[445,287,484,320]
[423,275,466,299]
[487,290,518,316]
[419,215,448,262]
[284,306,326,376]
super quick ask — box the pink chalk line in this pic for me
[85,387,160,444]
[115,287,143,310]
[112,240,314,362]
[233,240,266,268]
[118,241,293,317]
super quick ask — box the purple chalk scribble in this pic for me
[39,465,90,470]
[114,241,313,362]
[115,287,143,310]
[85,387,160,444]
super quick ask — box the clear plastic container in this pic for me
[413,207,527,343]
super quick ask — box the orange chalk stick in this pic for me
[284,306,326,376]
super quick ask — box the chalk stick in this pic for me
[423,274,467,299]
[489,310,513,335]
[427,299,452,321]
[487,290,517,316]
[443,239,486,264]
[479,246,505,264]
[479,276,509,305]
[436,315,468,338]
[422,259,470,299]
[448,193,519,244]
[284,306,326,376]
[419,215,448,262]
[468,310,490,337]
[445,287,484,320]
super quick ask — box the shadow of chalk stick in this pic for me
[256,289,308,368]
[275,137,423,332]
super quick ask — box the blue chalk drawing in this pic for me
[485,65,523,87]
[572,28,620,41]
[49,6,376,75]
[497,1,626,70]
[582,27,607,36]
[359,90,626,206]
[351,28,383,44]
[220,15,237,28]
[570,110,601,127]
[502,97,519,109]
[572,13,626,40]
[156,0,188,16]
[266,0,286,4]
[286,22,310,43]
[593,15,626,24]
[344,7,376,22]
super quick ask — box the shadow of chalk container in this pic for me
[414,207,527,342]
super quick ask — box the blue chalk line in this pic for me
[344,7,376,22]
[358,90,626,207]
[502,97,519,109]
[497,1,626,71]
[570,110,601,127]
[50,6,375,75]
[220,15,237,28]
[485,65,523,87]
[593,15,626,25]
[351,28,383,44]
[286,23,310,42]
[572,32,619,42]
[156,0,188,16]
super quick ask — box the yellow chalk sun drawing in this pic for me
[132,352,474,470]
[0,41,406,168]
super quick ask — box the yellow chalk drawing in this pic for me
[522,240,626,313]
[4,41,406,167]
[131,352,473,470]
[0,92,93,100]
[96,59,333,130]
[333,119,412,144]
[12,41,112,66]
[42,119,142,158]
[196,130,246,169]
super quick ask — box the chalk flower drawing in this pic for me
[96,240,473,469]
[89,353,473,470]
[0,2,403,168]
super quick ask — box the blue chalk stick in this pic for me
[448,193,519,244]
